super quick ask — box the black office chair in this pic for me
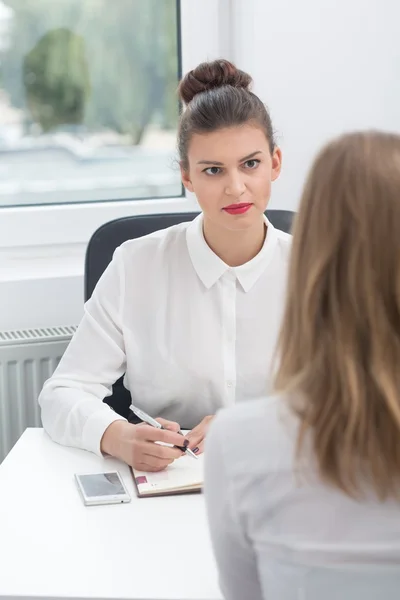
[84,209,295,419]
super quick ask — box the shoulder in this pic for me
[206,396,299,478]
[114,220,191,265]
[274,227,292,259]
[275,227,292,246]
[119,220,190,254]
[265,215,292,268]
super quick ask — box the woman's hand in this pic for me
[101,418,188,472]
[185,415,215,455]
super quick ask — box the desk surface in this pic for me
[0,429,221,600]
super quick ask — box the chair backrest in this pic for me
[84,209,295,417]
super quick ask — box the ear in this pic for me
[180,163,194,193]
[271,147,282,182]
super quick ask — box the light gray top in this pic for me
[204,396,400,600]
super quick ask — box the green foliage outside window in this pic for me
[1,0,180,144]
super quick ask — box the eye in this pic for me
[203,166,222,176]
[243,159,260,169]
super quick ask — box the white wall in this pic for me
[233,0,400,210]
[1,275,83,330]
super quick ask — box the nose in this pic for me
[225,171,246,198]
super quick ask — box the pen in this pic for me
[129,404,198,460]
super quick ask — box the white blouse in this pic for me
[39,214,291,456]
[204,397,400,600]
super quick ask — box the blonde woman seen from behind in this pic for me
[205,132,400,600]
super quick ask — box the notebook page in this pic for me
[133,453,204,495]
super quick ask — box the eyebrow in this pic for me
[197,150,262,166]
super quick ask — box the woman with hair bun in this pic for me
[39,60,291,471]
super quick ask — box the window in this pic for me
[0,0,232,251]
[0,0,182,208]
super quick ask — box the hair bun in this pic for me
[178,59,252,105]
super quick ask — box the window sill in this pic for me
[0,243,85,283]
[0,196,199,250]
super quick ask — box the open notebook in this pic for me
[131,452,204,498]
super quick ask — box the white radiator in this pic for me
[0,326,77,463]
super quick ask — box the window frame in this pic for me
[0,0,234,251]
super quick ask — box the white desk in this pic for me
[0,429,222,600]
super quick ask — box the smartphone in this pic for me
[74,471,131,506]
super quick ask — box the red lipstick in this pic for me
[223,203,252,215]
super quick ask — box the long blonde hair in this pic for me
[275,131,400,499]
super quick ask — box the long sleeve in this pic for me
[204,414,264,600]
[39,247,127,456]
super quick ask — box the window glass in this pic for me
[0,0,182,207]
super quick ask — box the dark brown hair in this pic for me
[178,59,275,170]
[274,131,400,500]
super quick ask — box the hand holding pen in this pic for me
[100,411,193,472]
[130,404,198,460]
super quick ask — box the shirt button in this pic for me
[226,380,234,388]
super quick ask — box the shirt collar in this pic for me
[186,214,278,292]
